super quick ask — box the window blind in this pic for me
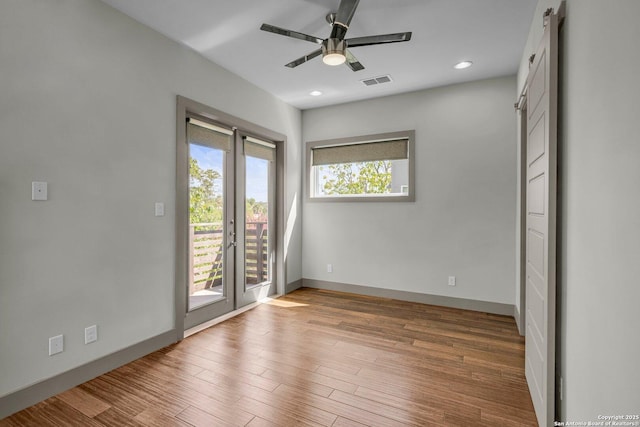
[187,118,232,152]
[244,136,276,162]
[311,138,408,166]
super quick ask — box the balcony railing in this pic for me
[188,222,268,295]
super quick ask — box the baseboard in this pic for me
[0,330,177,419]
[185,300,262,338]
[285,278,303,294]
[514,304,524,336]
[302,278,515,317]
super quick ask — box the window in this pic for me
[307,130,415,202]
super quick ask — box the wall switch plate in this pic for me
[448,276,456,286]
[32,182,48,201]
[85,325,97,344]
[49,335,63,355]
[327,264,333,273]
[154,202,165,217]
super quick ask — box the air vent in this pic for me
[360,75,393,87]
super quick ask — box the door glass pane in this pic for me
[189,143,225,310]
[245,155,270,288]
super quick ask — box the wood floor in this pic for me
[1,288,538,426]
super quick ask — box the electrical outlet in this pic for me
[32,181,48,201]
[448,276,456,286]
[327,264,333,273]
[49,335,64,356]
[85,325,98,344]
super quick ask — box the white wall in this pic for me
[558,0,640,420]
[302,77,517,305]
[517,0,640,420]
[0,0,302,397]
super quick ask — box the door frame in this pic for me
[175,95,287,340]
[517,96,528,335]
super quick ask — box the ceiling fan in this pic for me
[260,0,412,71]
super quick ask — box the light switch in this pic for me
[154,202,165,217]
[85,325,98,344]
[32,182,48,201]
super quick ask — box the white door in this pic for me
[525,7,559,426]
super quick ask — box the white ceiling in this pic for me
[100,0,537,110]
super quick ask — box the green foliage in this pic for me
[190,158,269,225]
[189,157,222,224]
[322,161,392,195]
[246,198,268,222]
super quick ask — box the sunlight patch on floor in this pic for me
[262,298,308,308]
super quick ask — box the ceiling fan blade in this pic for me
[330,0,359,40]
[285,48,323,68]
[345,49,364,72]
[346,32,412,48]
[260,23,323,44]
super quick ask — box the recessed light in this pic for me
[454,61,473,70]
[309,90,323,96]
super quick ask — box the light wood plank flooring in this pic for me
[1,288,537,426]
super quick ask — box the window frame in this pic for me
[306,130,415,202]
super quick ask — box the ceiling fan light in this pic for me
[322,38,346,66]
[323,53,346,66]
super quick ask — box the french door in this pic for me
[181,116,277,331]
[235,136,277,308]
